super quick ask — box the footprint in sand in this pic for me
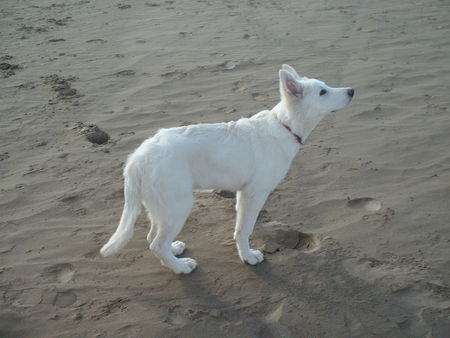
[115,69,135,77]
[165,307,187,326]
[220,60,240,70]
[7,288,43,308]
[255,222,320,254]
[53,291,77,307]
[252,92,269,101]
[42,263,75,284]
[296,231,320,252]
[91,298,130,319]
[346,197,381,212]
[232,76,251,93]
[161,70,187,80]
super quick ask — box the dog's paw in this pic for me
[241,249,264,265]
[173,257,197,274]
[171,241,186,256]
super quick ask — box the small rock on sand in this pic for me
[84,126,110,145]
[73,122,110,145]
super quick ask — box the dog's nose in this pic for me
[347,88,355,97]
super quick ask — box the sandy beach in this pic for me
[1,0,449,337]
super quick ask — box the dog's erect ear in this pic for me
[282,64,301,79]
[279,69,303,99]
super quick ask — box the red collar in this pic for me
[282,123,303,144]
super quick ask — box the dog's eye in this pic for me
[319,89,327,96]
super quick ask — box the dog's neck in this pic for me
[271,102,321,144]
[281,123,303,144]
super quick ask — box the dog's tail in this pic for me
[100,161,142,257]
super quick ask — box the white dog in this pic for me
[100,64,354,274]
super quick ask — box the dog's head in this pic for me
[278,64,354,135]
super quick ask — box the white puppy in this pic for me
[100,64,354,274]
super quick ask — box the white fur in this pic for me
[100,65,354,274]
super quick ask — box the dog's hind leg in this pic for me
[150,223,195,273]
[147,189,196,274]
[145,209,186,256]
[234,189,270,265]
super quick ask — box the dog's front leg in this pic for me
[235,191,241,213]
[234,189,270,265]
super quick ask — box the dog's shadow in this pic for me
[177,251,310,311]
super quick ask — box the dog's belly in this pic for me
[192,172,246,191]
[190,154,253,191]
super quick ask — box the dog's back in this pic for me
[131,114,290,192]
